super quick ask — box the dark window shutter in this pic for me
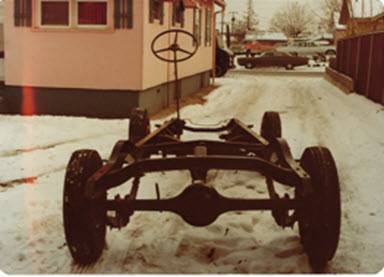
[14,0,21,26]
[172,0,184,27]
[115,0,133,29]
[14,0,32,27]
[25,0,32,26]
[172,1,175,25]
[160,0,164,25]
[180,0,185,27]
[150,0,164,24]
[114,0,121,28]
[126,0,133,28]
[149,0,154,23]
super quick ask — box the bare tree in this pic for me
[230,9,259,42]
[319,0,342,33]
[233,13,258,32]
[231,0,259,34]
[269,1,316,38]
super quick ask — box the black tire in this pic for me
[129,108,150,143]
[319,54,327,62]
[0,96,9,113]
[260,111,282,141]
[245,62,254,69]
[297,147,341,271]
[63,150,106,265]
[325,50,336,57]
[216,49,230,77]
[215,64,228,78]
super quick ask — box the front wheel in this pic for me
[63,150,106,265]
[296,147,341,271]
[215,64,228,78]
[245,62,254,69]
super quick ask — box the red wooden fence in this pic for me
[333,32,384,104]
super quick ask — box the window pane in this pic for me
[41,1,69,25]
[78,2,107,25]
[205,9,211,45]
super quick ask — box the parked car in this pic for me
[238,51,309,70]
[244,40,276,56]
[275,40,336,59]
[242,32,288,57]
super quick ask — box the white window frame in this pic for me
[36,0,110,30]
[38,0,71,28]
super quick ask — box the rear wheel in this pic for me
[325,50,336,57]
[297,147,341,271]
[63,150,106,265]
[129,108,150,143]
[260,111,282,141]
[285,63,294,70]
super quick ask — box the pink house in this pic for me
[2,0,225,117]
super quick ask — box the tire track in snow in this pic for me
[301,85,384,273]
[0,131,124,189]
[0,166,65,191]
[277,77,384,272]
[0,131,122,158]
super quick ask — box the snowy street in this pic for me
[0,72,384,273]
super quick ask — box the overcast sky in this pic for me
[225,0,323,30]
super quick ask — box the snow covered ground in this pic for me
[0,72,384,273]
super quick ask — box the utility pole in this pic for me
[228,11,237,34]
[247,0,255,31]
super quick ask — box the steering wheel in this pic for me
[151,29,199,63]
